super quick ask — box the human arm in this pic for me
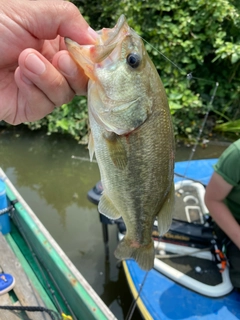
[205,172,240,249]
[0,0,97,124]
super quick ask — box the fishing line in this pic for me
[123,35,220,320]
[125,270,149,320]
[139,35,219,182]
[71,155,98,163]
[140,35,218,85]
[140,36,185,74]
[74,30,220,320]
[181,81,219,180]
[72,36,219,177]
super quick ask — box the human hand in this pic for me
[0,0,97,124]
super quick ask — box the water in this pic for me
[0,127,232,319]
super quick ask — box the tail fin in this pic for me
[114,238,154,270]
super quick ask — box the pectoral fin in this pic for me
[98,194,121,219]
[103,132,128,169]
[88,131,95,162]
[157,182,175,236]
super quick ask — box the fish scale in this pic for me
[66,15,175,270]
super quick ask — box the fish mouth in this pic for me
[103,15,128,46]
[65,15,134,80]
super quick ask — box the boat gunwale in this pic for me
[0,167,117,320]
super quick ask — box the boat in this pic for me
[87,159,240,320]
[0,167,117,320]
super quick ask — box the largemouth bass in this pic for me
[65,15,175,270]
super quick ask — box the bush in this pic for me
[26,96,89,142]
[27,0,240,141]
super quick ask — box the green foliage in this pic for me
[26,0,240,141]
[215,119,240,132]
[26,96,89,142]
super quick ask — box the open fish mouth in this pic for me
[99,15,128,46]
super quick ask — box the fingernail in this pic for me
[25,53,46,75]
[88,26,98,41]
[58,54,78,77]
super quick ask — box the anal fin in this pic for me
[98,194,121,220]
[88,131,95,162]
[157,182,175,236]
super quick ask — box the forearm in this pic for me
[206,199,240,249]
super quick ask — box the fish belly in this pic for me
[89,106,174,270]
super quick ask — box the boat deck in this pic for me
[0,232,52,320]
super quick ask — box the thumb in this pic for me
[16,0,97,44]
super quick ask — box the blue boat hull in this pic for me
[124,260,240,320]
[124,159,240,320]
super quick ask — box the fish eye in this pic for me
[126,53,140,68]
